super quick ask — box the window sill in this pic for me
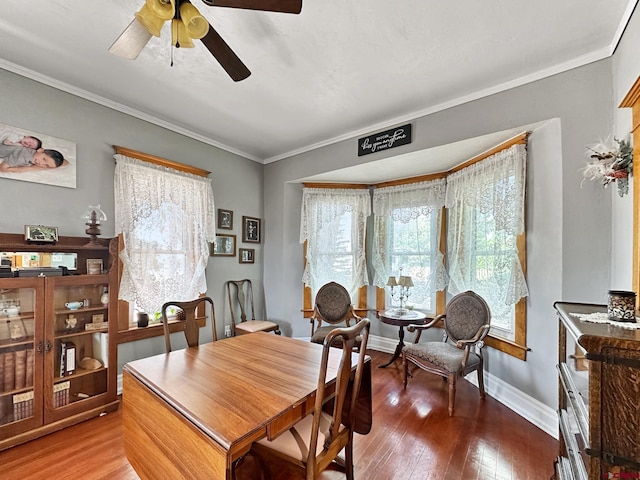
[485,335,529,361]
[117,318,206,344]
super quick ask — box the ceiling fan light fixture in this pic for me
[179,2,209,39]
[144,0,176,21]
[171,19,195,48]
[135,4,166,37]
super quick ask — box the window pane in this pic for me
[388,211,437,312]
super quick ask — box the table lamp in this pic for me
[82,204,107,245]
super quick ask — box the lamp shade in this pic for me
[180,2,209,40]
[172,19,195,48]
[398,276,413,287]
[135,4,165,37]
[82,205,107,225]
[386,276,398,287]
[145,0,176,21]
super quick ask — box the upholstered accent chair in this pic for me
[160,296,217,353]
[402,291,491,416]
[310,282,362,348]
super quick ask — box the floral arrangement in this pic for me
[582,137,633,197]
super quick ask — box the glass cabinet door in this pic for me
[47,275,109,417]
[0,277,42,429]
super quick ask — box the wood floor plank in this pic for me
[0,350,557,479]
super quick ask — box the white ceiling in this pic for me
[0,0,636,167]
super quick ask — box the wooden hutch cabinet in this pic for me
[0,233,119,450]
[554,301,640,480]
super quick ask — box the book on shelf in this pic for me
[4,351,14,391]
[53,380,70,408]
[0,351,4,392]
[25,347,34,387]
[14,348,26,389]
[58,342,66,378]
[84,321,108,331]
[12,390,34,421]
[62,341,76,376]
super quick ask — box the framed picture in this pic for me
[217,208,233,230]
[0,122,76,188]
[24,225,58,243]
[211,234,236,257]
[239,248,255,264]
[242,216,261,243]
[86,258,103,275]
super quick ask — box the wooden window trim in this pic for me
[302,132,530,360]
[113,147,209,343]
[620,76,640,305]
[113,145,211,177]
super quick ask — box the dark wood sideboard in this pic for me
[554,301,640,479]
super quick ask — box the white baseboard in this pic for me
[367,334,558,439]
[117,334,558,440]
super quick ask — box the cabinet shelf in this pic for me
[0,385,35,400]
[55,366,107,382]
[0,335,35,350]
[54,305,107,316]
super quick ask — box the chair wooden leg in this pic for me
[447,374,456,416]
[402,353,408,389]
[345,437,355,480]
[477,365,486,399]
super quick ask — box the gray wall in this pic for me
[0,68,266,370]
[264,58,615,410]
[611,5,640,287]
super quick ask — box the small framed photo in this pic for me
[211,234,236,257]
[217,208,233,230]
[25,225,59,243]
[86,258,103,275]
[242,216,261,243]
[239,248,255,264]
[91,313,105,323]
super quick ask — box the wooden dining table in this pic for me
[122,332,372,480]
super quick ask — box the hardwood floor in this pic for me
[0,350,557,479]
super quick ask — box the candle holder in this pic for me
[82,204,107,246]
[386,267,413,316]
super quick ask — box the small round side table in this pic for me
[379,309,429,368]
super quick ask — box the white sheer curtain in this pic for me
[300,187,371,296]
[371,178,448,304]
[114,155,216,315]
[445,144,528,318]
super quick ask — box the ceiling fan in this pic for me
[109,0,302,82]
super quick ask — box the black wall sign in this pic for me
[358,124,412,156]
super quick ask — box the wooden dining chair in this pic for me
[225,279,281,335]
[310,282,362,348]
[250,319,371,480]
[402,290,491,416]
[160,296,217,353]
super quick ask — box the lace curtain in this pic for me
[114,155,216,315]
[300,187,371,295]
[445,144,528,317]
[371,178,449,299]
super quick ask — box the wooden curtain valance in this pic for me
[447,132,529,175]
[113,145,210,177]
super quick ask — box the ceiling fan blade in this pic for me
[200,23,251,81]
[201,0,302,14]
[108,18,152,60]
